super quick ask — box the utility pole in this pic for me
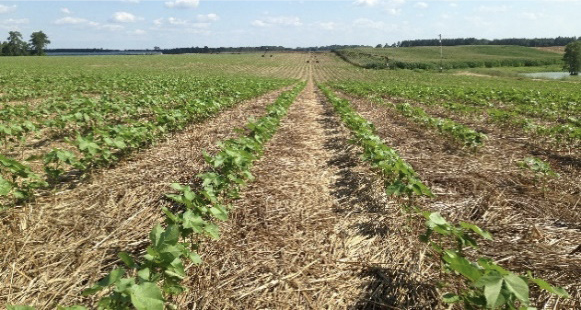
[439,34,443,72]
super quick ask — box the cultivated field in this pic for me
[337,45,563,69]
[0,52,579,309]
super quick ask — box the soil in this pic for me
[173,77,440,309]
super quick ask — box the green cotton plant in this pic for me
[78,82,305,310]
[329,78,579,146]
[319,84,433,199]
[0,154,47,205]
[517,157,559,180]
[319,84,568,309]
[420,212,569,309]
[393,101,487,148]
[43,148,82,183]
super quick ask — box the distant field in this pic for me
[535,46,566,54]
[336,45,563,69]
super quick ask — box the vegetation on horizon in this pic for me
[0,30,50,56]
[563,40,581,75]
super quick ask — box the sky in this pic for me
[0,0,580,49]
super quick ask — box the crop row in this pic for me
[439,100,580,145]
[329,78,579,124]
[319,85,569,309]
[0,77,291,145]
[331,81,580,145]
[6,82,306,310]
[0,78,292,208]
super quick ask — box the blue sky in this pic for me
[0,0,580,49]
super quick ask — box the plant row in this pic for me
[331,80,579,145]
[0,79,291,208]
[0,77,290,146]
[319,85,569,309]
[6,82,306,310]
[330,78,579,124]
[391,100,486,148]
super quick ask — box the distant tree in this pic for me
[29,31,51,56]
[375,44,383,48]
[4,31,28,56]
[563,40,581,75]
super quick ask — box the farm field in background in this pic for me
[0,51,579,309]
[337,45,563,69]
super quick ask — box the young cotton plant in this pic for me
[420,212,569,309]
[320,85,569,309]
[0,154,47,207]
[319,84,433,199]
[75,82,305,310]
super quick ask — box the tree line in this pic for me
[392,36,578,48]
[0,31,50,56]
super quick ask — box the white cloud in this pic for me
[197,13,220,22]
[122,0,140,3]
[353,0,406,15]
[54,16,89,25]
[61,8,72,14]
[129,29,147,35]
[1,18,29,25]
[0,18,28,30]
[477,5,509,13]
[153,17,209,29]
[251,20,268,27]
[165,0,199,9]
[251,16,302,27]
[414,2,428,9]
[0,4,16,14]
[100,24,124,31]
[53,16,125,32]
[355,0,380,6]
[353,18,385,30]
[168,17,188,25]
[449,3,458,8]
[111,12,139,23]
[520,12,543,20]
[317,22,337,31]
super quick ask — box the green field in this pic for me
[1,53,579,309]
[337,45,563,69]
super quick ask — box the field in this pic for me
[337,45,563,69]
[0,51,579,309]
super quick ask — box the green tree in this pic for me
[563,40,581,75]
[4,31,28,56]
[29,31,51,56]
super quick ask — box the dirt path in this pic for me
[174,74,439,309]
[0,87,293,308]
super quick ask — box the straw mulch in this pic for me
[347,96,581,308]
[173,79,441,309]
[0,87,292,308]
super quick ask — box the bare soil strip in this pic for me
[0,87,293,308]
[173,78,440,309]
[348,96,581,307]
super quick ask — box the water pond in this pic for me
[522,72,580,80]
